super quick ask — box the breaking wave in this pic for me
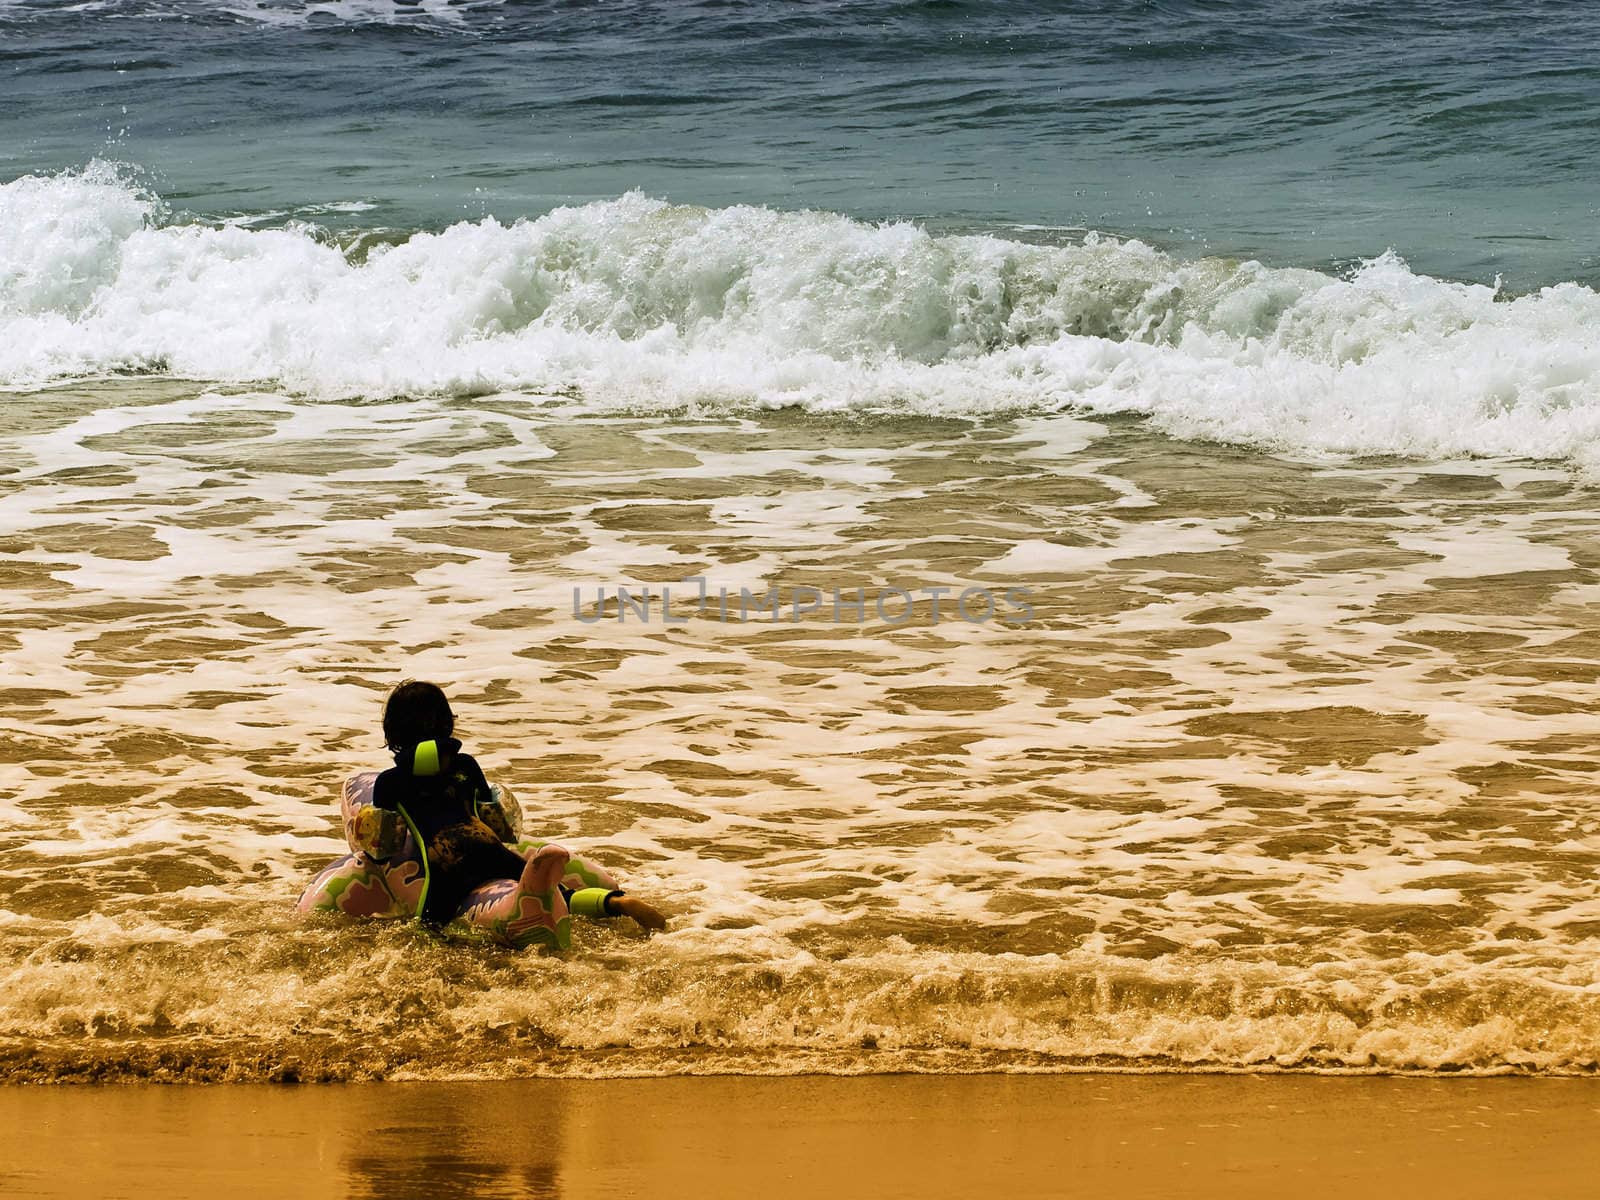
[7,163,1600,467]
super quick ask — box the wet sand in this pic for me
[5,1075,1598,1199]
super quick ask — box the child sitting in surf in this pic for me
[373,679,666,932]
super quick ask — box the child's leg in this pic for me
[506,832,666,932]
[607,894,667,930]
[562,884,667,931]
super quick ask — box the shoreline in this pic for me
[8,1040,1597,1086]
[8,1074,1599,1199]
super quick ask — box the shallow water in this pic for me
[6,0,1600,289]
[4,381,1600,1079]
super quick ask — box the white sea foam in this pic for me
[8,166,1600,469]
[4,385,1600,1078]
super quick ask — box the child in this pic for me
[372,679,666,932]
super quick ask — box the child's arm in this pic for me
[462,755,518,841]
[351,771,407,859]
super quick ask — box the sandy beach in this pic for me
[7,1075,1600,1199]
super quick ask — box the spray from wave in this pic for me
[6,163,1600,469]
[6,903,1599,1081]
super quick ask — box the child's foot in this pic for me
[608,894,667,931]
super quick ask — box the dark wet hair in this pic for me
[382,680,455,752]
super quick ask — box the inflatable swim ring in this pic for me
[295,772,624,950]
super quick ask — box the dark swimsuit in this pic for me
[371,738,529,926]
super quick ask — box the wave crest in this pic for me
[7,166,1600,468]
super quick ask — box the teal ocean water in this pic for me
[6,0,1600,288]
[4,2,1600,1081]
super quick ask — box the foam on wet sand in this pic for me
[4,382,1600,1080]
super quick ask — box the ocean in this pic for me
[3,0,1600,1083]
